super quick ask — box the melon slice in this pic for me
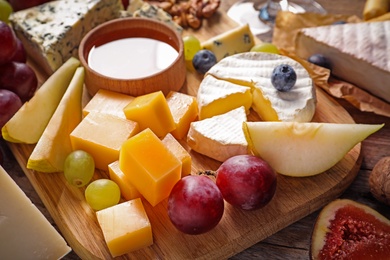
[27,67,84,173]
[1,57,80,144]
[243,122,384,177]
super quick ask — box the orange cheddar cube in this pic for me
[108,160,141,201]
[166,91,198,140]
[123,91,175,137]
[70,112,139,170]
[120,128,181,206]
[161,133,192,177]
[96,198,153,257]
[83,89,134,119]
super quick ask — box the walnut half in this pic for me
[369,156,390,206]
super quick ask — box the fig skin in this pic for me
[369,156,390,206]
[310,199,390,260]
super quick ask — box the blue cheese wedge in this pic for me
[206,52,316,122]
[197,74,252,120]
[187,106,248,162]
[9,0,123,75]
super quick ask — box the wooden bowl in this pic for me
[79,17,186,97]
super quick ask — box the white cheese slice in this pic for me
[9,0,123,75]
[0,165,71,259]
[295,21,390,103]
[197,74,252,120]
[206,52,316,122]
[187,106,248,162]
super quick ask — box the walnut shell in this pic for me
[369,156,390,205]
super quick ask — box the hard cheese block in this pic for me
[0,165,71,259]
[9,0,123,74]
[108,160,142,201]
[96,198,153,257]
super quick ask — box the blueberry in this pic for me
[308,54,332,70]
[271,64,297,92]
[192,50,217,74]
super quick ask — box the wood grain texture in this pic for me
[5,11,363,259]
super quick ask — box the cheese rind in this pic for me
[187,106,248,162]
[9,0,123,74]
[197,74,252,120]
[0,165,71,259]
[206,52,316,122]
[96,198,153,257]
[295,21,390,103]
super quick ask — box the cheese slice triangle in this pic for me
[295,21,390,103]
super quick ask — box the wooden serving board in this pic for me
[8,10,361,260]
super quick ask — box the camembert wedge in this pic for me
[206,52,316,122]
[187,106,248,162]
[295,21,390,103]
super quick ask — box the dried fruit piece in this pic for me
[311,199,390,260]
[369,156,390,205]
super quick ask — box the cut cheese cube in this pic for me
[0,165,71,259]
[70,112,140,170]
[201,23,255,61]
[96,198,153,257]
[161,133,192,177]
[166,91,198,139]
[120,128,182,206]
[9,0,123,74]
[197,74,252,120]
[123,91,176,137]
[83,89,134,119]
[108,160,142,201]
[187,106,248,162]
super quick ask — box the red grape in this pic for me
[216,155,277,211]
[0,21,17,65]
[10,37,27,63]
[0,62,38,102]
[0,89,22,128]
[168,175,224,235]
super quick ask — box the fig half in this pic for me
[311,199,390,260]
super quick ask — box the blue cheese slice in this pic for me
[187,106,248,162]
[197,74,252,120]
[9,0,123,75]
[206,52,316,122]
[0,165,71,259]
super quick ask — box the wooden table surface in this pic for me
[1,0,390,259]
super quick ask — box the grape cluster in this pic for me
[0,21,38,128]
[168,155,277,235]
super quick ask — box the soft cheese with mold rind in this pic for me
[295,21,390,103]
[206,52,316,122]
[0,165,71,259]
[197,74,252,120]
[187,106,248,162]
[9,0,123,74]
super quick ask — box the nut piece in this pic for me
[369,156,390,205]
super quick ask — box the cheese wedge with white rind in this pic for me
[1,57,80,144]
[27,67,84,173]
[243,122,384,177]
[197,74,252,120]
[187,106,248,162]
[295,21,390,103]
[206,52,316,122]
[0,165,71,259]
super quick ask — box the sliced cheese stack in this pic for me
[204,52,316,122]
[187,106,248,162]
[9,0,123,74]
[295,21,390,103]
[0,165,71,259]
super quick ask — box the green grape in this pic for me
[85,179,121,211]
[0,0,13,23]
[64,150,95,187]
[250,42,280,54]
[183,35,201,61]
